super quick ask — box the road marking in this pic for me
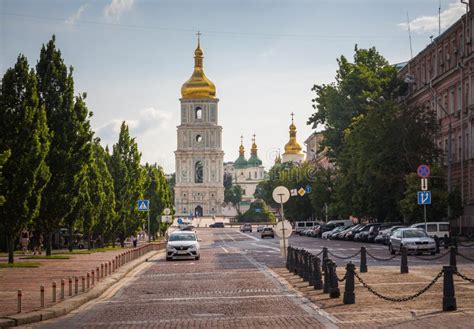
[225,233,235,241]
[251,242,280,252]
[238,231,260,241]
[221,246,229,253]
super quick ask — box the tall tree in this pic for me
[36,36,92,255]
[0,55,50,263]
[107,122,144,246]
[0,150,11,206]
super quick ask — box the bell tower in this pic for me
[174,35,224,217]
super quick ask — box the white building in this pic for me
[174,38,224,217]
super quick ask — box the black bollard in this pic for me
[323,258,331,294]
[360,246,367,273]
[308,255,315,286]
[442,266,457,311]
[313,256,323,290]
[329,260,341,298]
[449,246,457,272]
[343,262,355,304]
[400,246,409,274]
[443,234,450,249]
[323,247,328,261]
[453,237,458,249]
[302,251,310,282]
[286,246,291,271]
[294,249,300,275]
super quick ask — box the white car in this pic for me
[389,228,436,255]
[166,230,200,261]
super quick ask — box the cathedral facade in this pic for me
[174,38,224,217]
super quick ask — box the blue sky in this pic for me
[0,0,466,173]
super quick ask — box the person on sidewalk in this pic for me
[20,229,29,255]
[132,235,138,248]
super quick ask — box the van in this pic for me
[294,221,320,234]
[410,222,450,240]
[326,219,354,227]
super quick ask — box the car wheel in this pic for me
[389,244,395,255]
[195,256,200,260]
[430,251,436,256]
[166,257,172,261]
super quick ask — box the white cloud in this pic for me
[65,4,89,25]
[104,0,135,21]
[398,2,465,34]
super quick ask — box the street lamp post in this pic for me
[404,75,452,218]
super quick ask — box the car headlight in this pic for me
[166,245,175,251]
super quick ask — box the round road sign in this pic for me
[164,208,171,215]
[275,220,293,238]
[272,186,290,204]
[417,164,431,178]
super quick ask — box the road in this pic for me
[34,228,332,328]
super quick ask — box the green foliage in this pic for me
[107,122,145,245]
[238,199,275,223]
[0,150,11,206]
[144,163,174,238]
[224,185,243,207]
[448,186,464,219]
[400,167,448,224]
[36,36,87,255]
[255,162,314,222]
[0,54,51,263]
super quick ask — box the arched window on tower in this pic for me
[195,161,204,183]
[195,107,202,120]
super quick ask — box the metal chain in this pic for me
[457,252,474,262]
[413,251,450,261]
[454,270,474,283]
[365,250,399,261]
[314,249,324,257]
[337,273,346,282]
[353,269,443,302]
[327,249,361,260]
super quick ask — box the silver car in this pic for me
[389,228,436,255]
[166,230,201,261]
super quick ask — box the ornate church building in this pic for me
[174,38,224,217]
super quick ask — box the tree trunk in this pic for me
[7,235,14,264]
[68,225,73,252]
[45,231,52,256]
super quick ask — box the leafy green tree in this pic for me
[36,36,91,255]
[223,173,233,189]
[238,199,275,223]
[308,167,336,221]
[0,150,11,206]
[400,166,448,224]
[224,185,243,212]
[107,122,144,246]
[0,55,50,263]
[144,163,173,239]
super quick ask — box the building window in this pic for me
[195,161,204,183]
[183,208,187,212]
[196,134,202,143]
[254,171,257,178]
[248,172,251,179]
[195,107,202,120]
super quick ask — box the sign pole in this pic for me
[423,203,427,230]
[148,211,151,242]
[279,194,287,259]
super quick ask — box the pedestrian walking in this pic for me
[132,236,138,248]
[20,229,29,255]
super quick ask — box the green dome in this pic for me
[234,155,248,169]
[247,154,262,167]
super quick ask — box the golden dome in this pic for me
[251,134,258,155]
[283,114,303,155]
[181,37,216,99]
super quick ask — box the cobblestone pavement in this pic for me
[32,228,332,328]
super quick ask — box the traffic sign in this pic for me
[162,215,172,223]
[421,178,428,191]
[417,191,431,205]
[272,186,290,204]
[417,164,431,178]
[164,208,171,215]
[177,218,183,224]
[137,199,150,211]
[275,220,292,238]
[305,185,312,193]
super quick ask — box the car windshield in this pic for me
[169,233,196,241]
[403,230,428,238]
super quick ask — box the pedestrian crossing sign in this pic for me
[138,199,150,211]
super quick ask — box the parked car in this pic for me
[345,224,367,241]
[294,221,321,234]
[257,225,265,232]
[240,223,252,232]
[166,230,201,261]
[389,228,436,255]
[335,225,361,240]
[354,223,381,242]
[374,225,406,244]
[322,226,346,239]
[410,222,450,240]
[209,222,224,228]
[261,227,275,238]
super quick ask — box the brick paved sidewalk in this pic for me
[0,243,163,317]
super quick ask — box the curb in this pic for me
[0,247,164,328]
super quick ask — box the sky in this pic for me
[0,0,467,173]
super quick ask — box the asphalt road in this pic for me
[32,228,332,329]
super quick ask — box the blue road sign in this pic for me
[255,208,261,213]
[305,185,312,193]
[137,199,150,211]
[417,164,431,178]
[177,218,183,225]
[417,191,431,205]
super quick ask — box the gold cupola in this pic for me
[181,34,216,99]
[283,113,303,155]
